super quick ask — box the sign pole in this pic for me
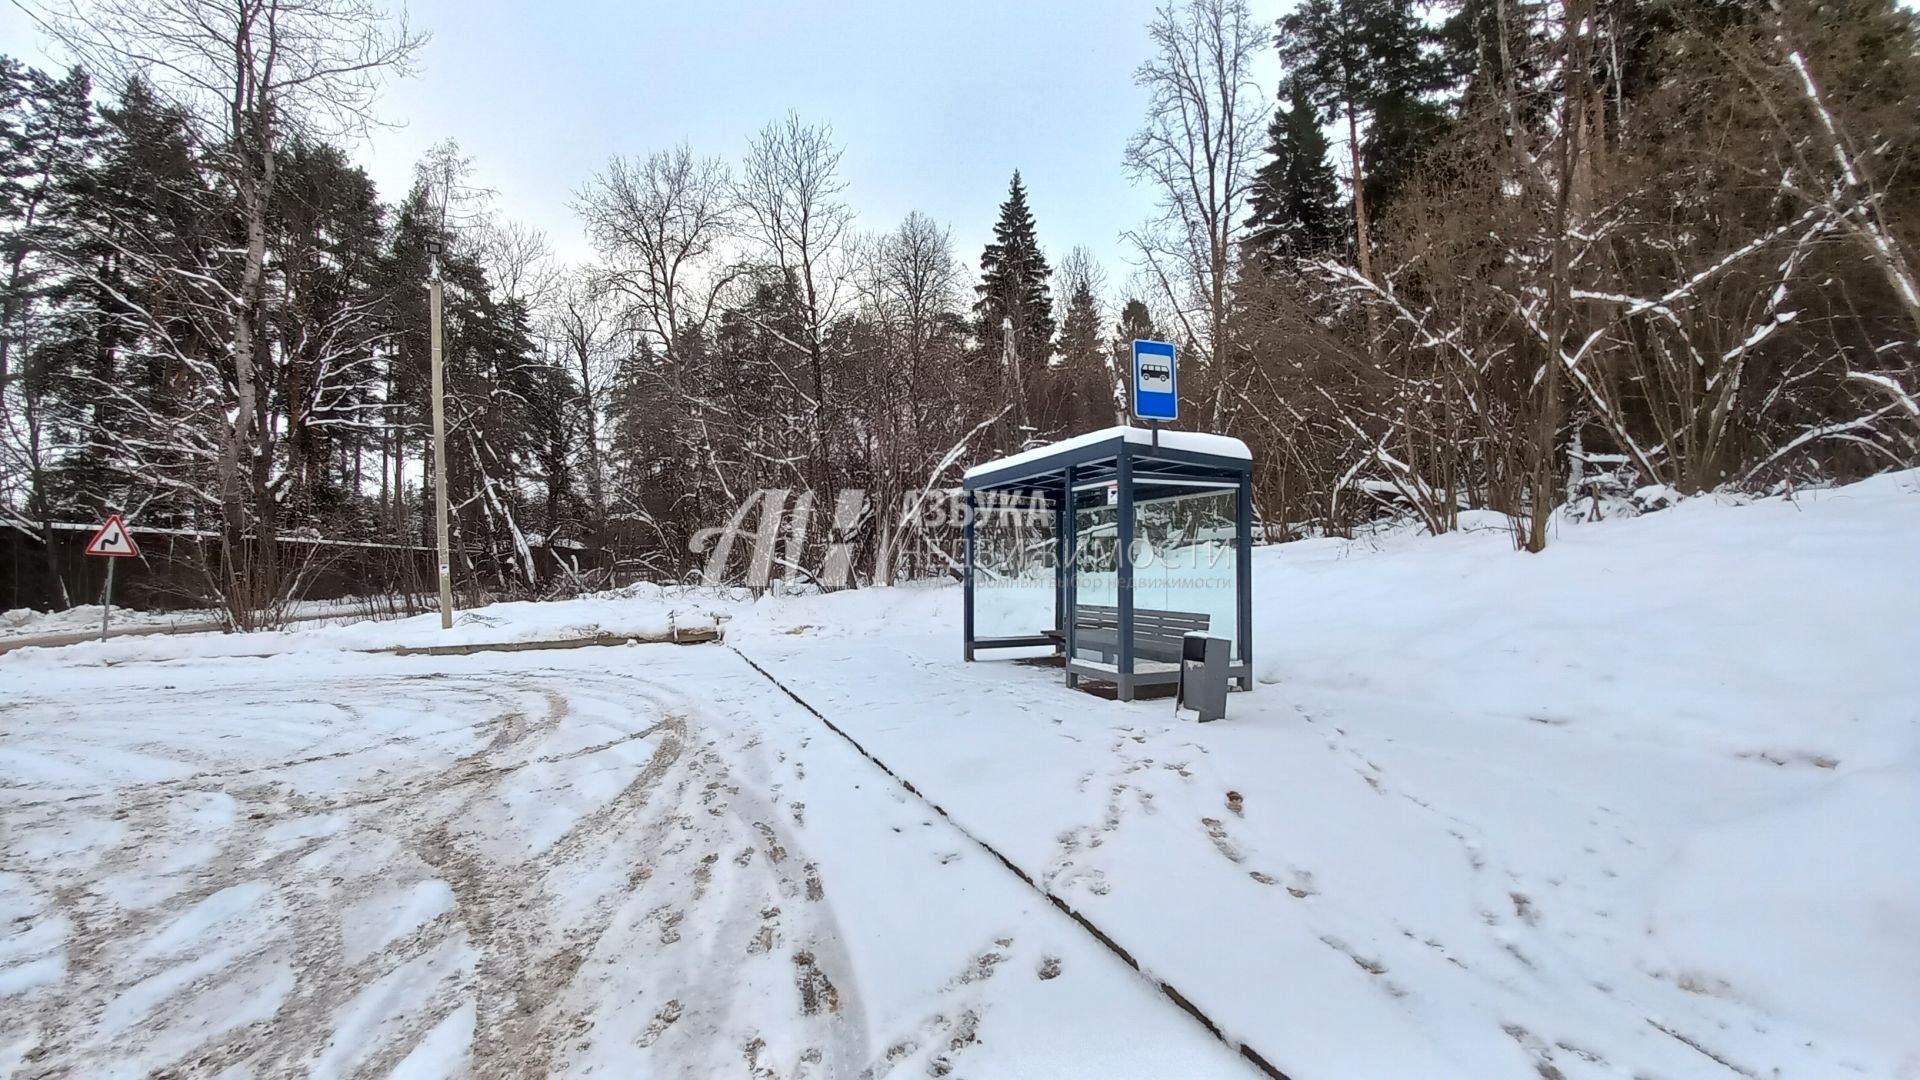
[100,557,116,641]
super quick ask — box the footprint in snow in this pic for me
[636,999,683,1048]
[1200,817,1245,863]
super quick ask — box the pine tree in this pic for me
[1245,75,1345,263]
[272,137,385,526]
[974,171,1054,363]
[1277,0,1449,278]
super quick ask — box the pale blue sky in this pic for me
[5,0,1286,291]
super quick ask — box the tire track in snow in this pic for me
[2,664,864,1079]
[6,677,562,1076]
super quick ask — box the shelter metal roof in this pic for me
[962,426,1251,496]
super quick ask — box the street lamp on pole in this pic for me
[426,236,454,630]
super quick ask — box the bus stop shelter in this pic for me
[961,426,1253,701]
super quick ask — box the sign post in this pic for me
[84,514,141,641]
[1131,339,1177,446]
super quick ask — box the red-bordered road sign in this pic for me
[84,514,141,558]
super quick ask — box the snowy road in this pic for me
[0,648,1254,1079]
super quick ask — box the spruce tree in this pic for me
[0,64,103,606]
[1109,297,1162,396]
[1114,298,1160,346]
[974,171,1054,364]
[2,66,97,407]
[1055,273,1109,428]
[0,59,30,244]
[1245,75,1344,263]
[273,137,385,525]
[53,78,204,527]
[1057,277,1101,372]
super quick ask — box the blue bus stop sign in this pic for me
[1132,339,1177,421]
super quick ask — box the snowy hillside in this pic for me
[4,472,1917,1078]
[734,471,1920,1078]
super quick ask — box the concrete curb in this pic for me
[381,626,722,656]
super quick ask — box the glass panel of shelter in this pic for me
[971,490,1056,640]
[1130,483,1239,661]
[1071,485,1120,668]
[1071,479,1239,671]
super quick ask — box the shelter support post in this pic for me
[962,487,976,661]
[1236,473,1254,690]
[1063,464,1077,688]
[1116,445,1136,701]
[1055,469,1069,653]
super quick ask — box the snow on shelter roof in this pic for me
[963,425,1251,482]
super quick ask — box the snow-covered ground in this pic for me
[0,647,1250,1079]
[2,605,185,639]
[4,472,1918,1078]
[0,588,724,660]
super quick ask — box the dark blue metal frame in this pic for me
[961,486,976,661]
[963,430,1254,700]
[1116,445,1136,685]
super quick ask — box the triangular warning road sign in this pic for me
[85,514,141,558]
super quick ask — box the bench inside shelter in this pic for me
[1071,605,1207,665]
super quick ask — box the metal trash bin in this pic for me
[1176,632,1231,722]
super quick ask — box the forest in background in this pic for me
[2,0,1916,618]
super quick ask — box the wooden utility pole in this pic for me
[429,244,454,629]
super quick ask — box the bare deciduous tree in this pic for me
[576,144,736,386]
[549,273,620,535]
[736,112,853,493]
[1124,0,1266,426]
[481,218,561,314]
